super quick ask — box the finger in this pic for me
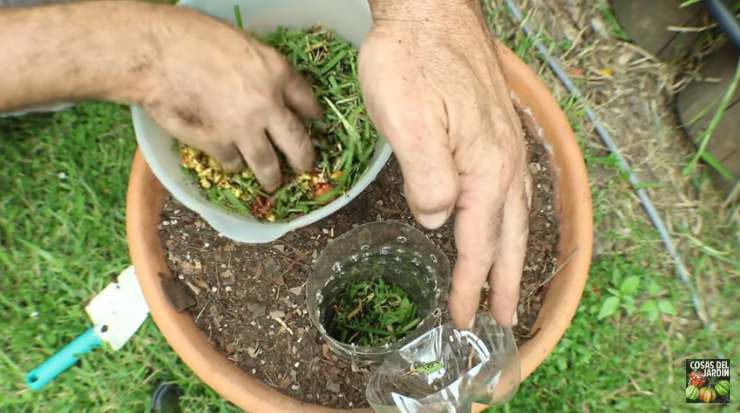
[448,155,511,329]
[283,72,322,119]
[236,129,282,192]
[400,134,458,229]
[489,170,529,327]
[266,107,315,173]
[258,43,321,120]
[144,102,245,172]
[358,45,458,229]
[381,110,459,229]
[199,142,245,172]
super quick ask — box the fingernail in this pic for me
[512,312,518,326]
[418,210,450,229]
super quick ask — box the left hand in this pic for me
[359,0,531,328]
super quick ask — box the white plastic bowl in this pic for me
[132,0,391,243]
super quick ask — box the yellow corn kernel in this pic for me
[233,189,243,198]
[199,178,212,189]
[265,212,276,222]
[207,157,221,170]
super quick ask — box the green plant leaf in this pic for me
[639,300,659,322]
[222,189,250,214]
[657,300,676,316]
[684,57,740,176]
[700,152,734,181]
[647,309,659,322]
[619,276,640,296]
[329,276,420,346]
[610,265,622,286]
[606,287,621,297]
[624,299,635,316]
[598,296,621,320]
[639,300,657,312]
[233,5,244,29]
[647,280,661,296]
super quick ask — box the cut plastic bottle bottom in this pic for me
[366,312,520,413]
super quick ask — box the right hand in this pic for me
[137,6,321,192]
[360,0,531,328]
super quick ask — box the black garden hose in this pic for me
[704,0,740,49]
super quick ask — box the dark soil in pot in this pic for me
[158,118,559,409]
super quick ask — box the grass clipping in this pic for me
[328,277,421,347]
[180,27,378,222]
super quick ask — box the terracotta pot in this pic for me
[126,43,593,412]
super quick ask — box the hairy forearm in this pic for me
[367,0,491,46]
[368,0,484,22]
[0,1,160,111]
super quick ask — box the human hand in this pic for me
[360,0,531,328]
[137,6,321,192]
[0,1,320,193]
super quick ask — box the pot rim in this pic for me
[126,42,592,413]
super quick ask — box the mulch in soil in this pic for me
[158,117,559,409]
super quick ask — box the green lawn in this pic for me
[1,102,735,413]
[0,105,234,412]
[1,3,737,413]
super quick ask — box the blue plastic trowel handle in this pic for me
[26,327,102,390]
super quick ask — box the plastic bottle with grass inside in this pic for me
[307,221,450,361]
[307,221,520,412]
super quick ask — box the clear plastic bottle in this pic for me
[307,221,450,361]
[366,312,520,413]
[307,221,521,412]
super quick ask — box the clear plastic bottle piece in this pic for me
[366,312,520,413]
[307,221,450,361]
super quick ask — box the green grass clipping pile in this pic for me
[180,23,379,222]
[327,277,421,347]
